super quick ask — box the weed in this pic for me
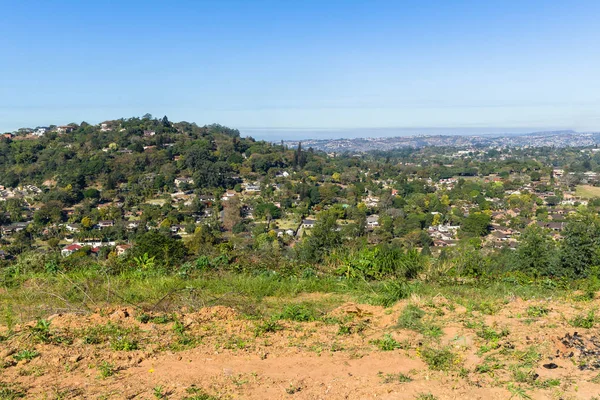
[337,324,352,335]
[0,381,26,399]
[475,361,503,373]
[371,281,412,307]
[397,305,425,330]
[569,310,596,328]
[420,347,458,371]
[507,383,532,399]
[414,394,437,400]
[173,320,187,335]
[513,346,541,368]
[254,319,283,337]
[337,320,368,335]
[13,349,39,361]
[275,304,318,322]
[285,383,302,394]
[153,385,166,399]
[378,371,412,383]
[370,334,406,351]
[477,325,510,341]
[29,319,52,343]
[397,304,443,338]
[98,361,117,379]
[525,305,549,318]
[138,313,173,324]
[111,337,139,351]
[185,386,220,400]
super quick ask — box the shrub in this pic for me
[569,310,596,328]
[370,334,406,351]
[420,347,458,371]
[275,304,317,322]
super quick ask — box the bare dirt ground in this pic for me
[2,296,600,399]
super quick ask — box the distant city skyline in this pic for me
[2,1,600,133]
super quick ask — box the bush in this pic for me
[275,304,318,322]
[420,347,458,371]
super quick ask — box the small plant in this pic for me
[378,371,412,383]
[397,304,443,338]
[275,304,317,322]
[138,313,172,324]
[477,325,510,341]
[134,253,156,270]
[525,305,549,318]
[254,319,283,337]
[507,383,532,399]
[285,383,302,394]
[13,349,39,361]
[29,319,52,343]
[153,385,166,399]
[372,280,412,307]
[0,381,26,399]
[397,305,425,330]
[337,324,352,335]
[111,337,139,351]
[420,347,458,371]
[98,361,117,379]
[569,310,596,328]
[370,334,406,351]
[173,320,187,335]
[414,394,437,400]
[183,386,220,400]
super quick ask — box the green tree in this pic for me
[514,225,557,277]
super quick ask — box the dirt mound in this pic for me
[2,299,600,399]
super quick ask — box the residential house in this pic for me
[61,244,82,257]
[366,214,380,228]
[97,220,115,229]
[174,177,194,188]
[302,219,316,228]
[115,244,132,256]
[56,125,74,134]
[65,223,80,233]
[1,222,30,235]
[221,190,237,201]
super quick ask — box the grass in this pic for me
[525,305,549,318]
[419,347,458,371]
[183,386,220,400]
[397,304,443,338]
[414,394,437,400]
[575,185,600,199]
[13,349,39,361]
[254,319,283,337]
[378,372,413,383]
[0,381,26,399]
[0,268,570,326]
[569,310,596,328]
[80,322,141,350]
[98,361,118,379]
[274,303,319,322]
[371,334,407,351]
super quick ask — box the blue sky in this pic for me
[2,0,600,137]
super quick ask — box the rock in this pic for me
[69,355,82,363]
[0,348,16,358]
[543,363,558,369]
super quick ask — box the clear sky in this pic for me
[2,0,600,137]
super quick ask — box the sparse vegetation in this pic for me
[98,361,118,379]
[378,371,413,383]
[419,347,458,371]
[569,310,596,328]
